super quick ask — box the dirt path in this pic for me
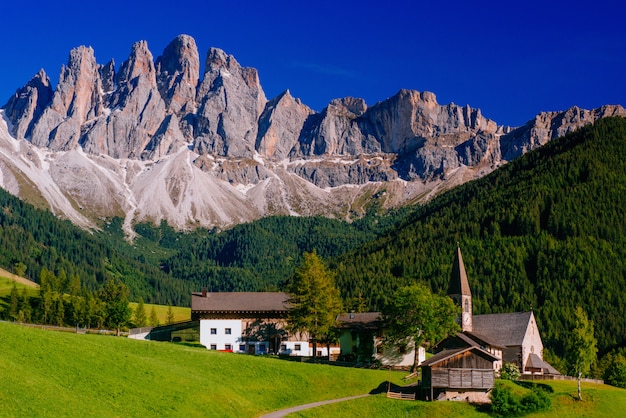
[260,394,371,418]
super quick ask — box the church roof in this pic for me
[526,353,562,375]
[191,292,290,313]
[447,246,471,296]
[472,311,534,347]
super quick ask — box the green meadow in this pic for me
[0,322,404,417]
[128,302,191,324]
[1,322,625,417]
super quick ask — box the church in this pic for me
[419,246,560,401]
[442,245,560,375]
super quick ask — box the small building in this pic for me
[336,312,425,368]
[191,290,335,357]
[445,245,560,377]
[420,346,498,402]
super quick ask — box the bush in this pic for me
[604,354,626,388]
[491,382,551,417]
[499,362,521,380]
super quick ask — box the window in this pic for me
[210,344,217,350]
[210,328,217,335]
[225,344,232,350]
[225,328,232,335]
[280,344,287,351]
[294,344,301,351]
[239,344,246,352]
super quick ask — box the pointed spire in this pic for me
[448,245,471,297]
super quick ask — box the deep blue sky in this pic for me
[1,0,624,127]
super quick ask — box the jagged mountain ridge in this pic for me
[1,34,624,234]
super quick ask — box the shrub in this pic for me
[491,382,551,417]
[499,362,521,380]
[604,354,626,389]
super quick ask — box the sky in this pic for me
[1,0,624,127]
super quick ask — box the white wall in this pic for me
[199,319,243,351]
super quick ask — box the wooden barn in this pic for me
[420,346,498,402]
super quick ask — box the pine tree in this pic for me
[8,284,19,321]
[149,306,159,327]
[286,251,343,358]
[134,299,148,328]
[100,278,131,336]
[166,306,174,325]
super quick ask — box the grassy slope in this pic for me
[293,379,626,417]
[1,322,624,417]
[128,302,191,324]
[0,322,404,417]
[0,267,38,295]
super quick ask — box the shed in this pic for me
[420,346,498,402]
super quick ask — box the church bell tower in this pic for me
[448,245,472,332]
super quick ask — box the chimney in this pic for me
[202,287,207,297]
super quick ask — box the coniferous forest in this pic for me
[0,117,625,361]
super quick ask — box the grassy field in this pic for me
[292,378,626,417]
[0,267,38,297]
[0,321,406,417]
[2,323,625,417]
[0,267,191,324]
[128,302,191,324]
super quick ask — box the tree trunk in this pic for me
[578,371,582,401]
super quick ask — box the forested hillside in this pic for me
[1,117,624,358]
[159,214,386,292]
[331,117,626,356]
[0,192,188,305]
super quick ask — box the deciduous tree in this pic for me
[382,283,459,369]
[566,306,598,400]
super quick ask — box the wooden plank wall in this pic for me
[431,368,494,389]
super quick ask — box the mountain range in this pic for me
[1,34,624,235]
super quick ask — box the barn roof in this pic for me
[336,312,381,330]
[191,292,290,313]
[420,346,499,368]
[448,246,471,296]
[472,311,533,347]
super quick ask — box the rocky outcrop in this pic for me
[156,34,200,116]
[1,34,624,232]
[2,69,53,139]
[193,47,267,158]
[500,105,626,160]
[256,90,314,160]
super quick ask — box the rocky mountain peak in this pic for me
[155,34,200,115]
[117,40,156,86]
[3,68,53,139]
[1,34,623,233]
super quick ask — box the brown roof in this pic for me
[420,346,499,368]
[472,311,533,347]
[191,292,290,313]
[448,246,471,296]
[336,312,382,330]
[526,353,561,375]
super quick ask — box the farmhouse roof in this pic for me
[472,311,533,347]
[420,346,499,368]
[336,312,381,330]
[447,245,471,296]
[191,292,290,313]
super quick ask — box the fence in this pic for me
[520,374,604,384]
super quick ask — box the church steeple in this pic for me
[448,245,472,332]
